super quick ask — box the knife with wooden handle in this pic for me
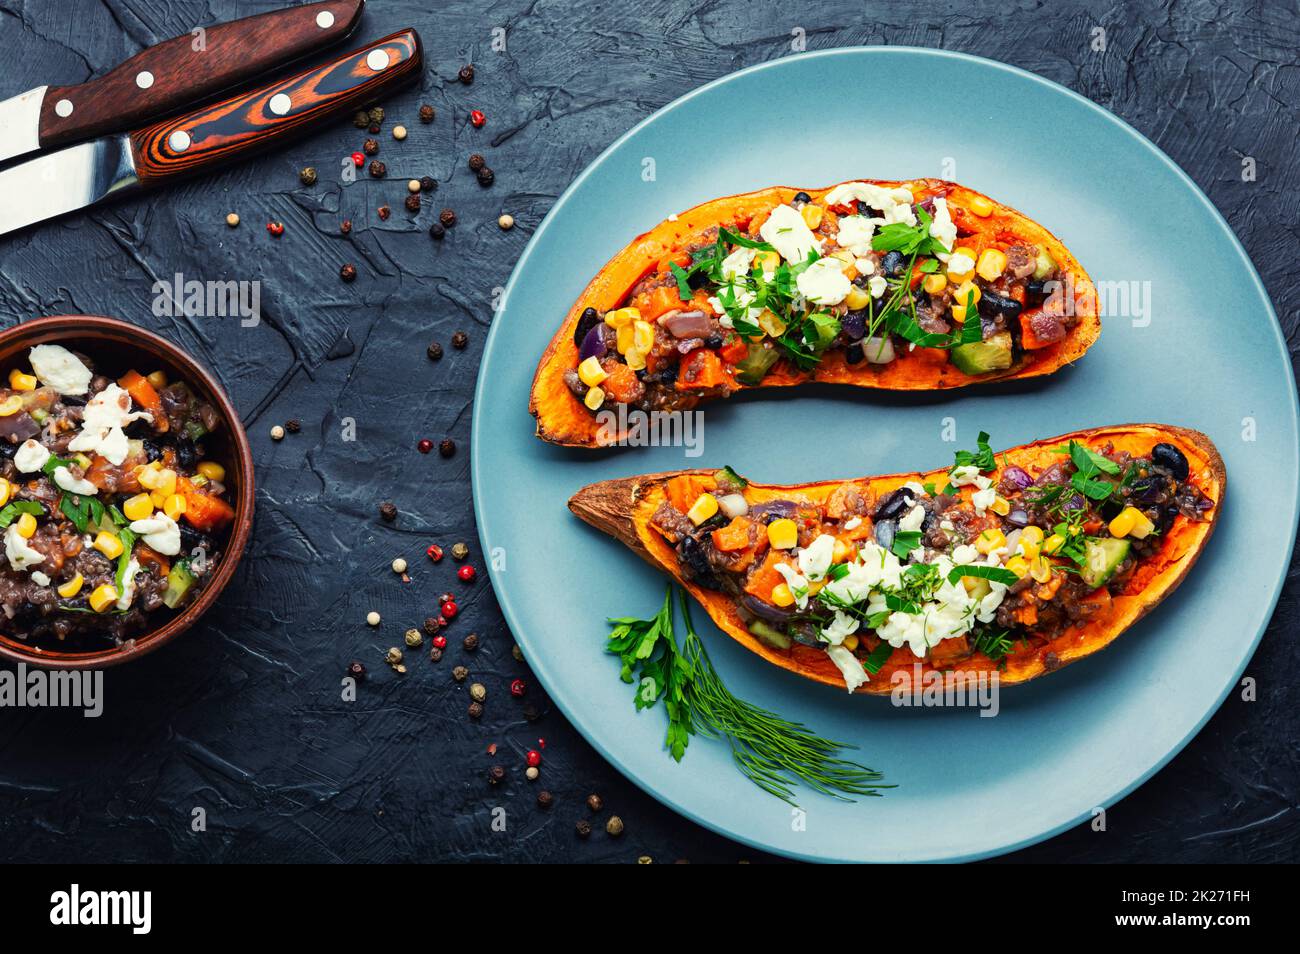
[0,0,365,164]
[0,29,422,237]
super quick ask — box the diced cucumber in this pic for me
[734,342,780,385]
[163,560,197,609]
[1080,537,1130,589]
[1033,247,1057,280]
[748,619,792,650]
[950,330,1013,375]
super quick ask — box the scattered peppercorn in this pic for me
[488,764,505,785]
[377,205,391,220]
[367,106,385,125]
[285,419,301,433]
[385,647,403,666]
[426,341,443,361]
[417,438,433,454]
[420,175,437,192]
[525,766,539,781]
[369,160,386,178]
[438,438,456,457]
[498,214,514,230]
[439,592,455,605]
[379,501,398,522]
[476,167,495,187]
[347,660,366,680]
[429,646,443,662]
[432,634,447,649]
[523,703,541,722]
[418,104,435,123]
[439,208,457,228]
[407,178,421,194]
[422,616,441,635]
[451,542,469,561]
[468,153,486,172]
[270,425,285,440]
[392,124,407,141]
[404,194,421,213]
[462,633,479,651]
[362,138,379,156]
[225,212,240,228]
[452,665,468,683]
[537,790,554,809]
[340,219,353,234]
[404,628,422,648]
[368,122,380,134]
[458,564,476,583]
[469,109,486,128]
[340,263,357,283]
[510,678,526,698]
[442,600,459,619]
[586,794,603,813]
[368,611,382,627]
[353,110,371,128]
[451,330,468,349]
[526,750,542,768]
[351,151,365,167]
[299,166,317,186]
[469,682,486,702]
[266,221,284,237]
[392,558,408,574]
[511,644,524,663]
[468,701,484,719]
[637,856,652,865]
[606,816,624,837]
[426,543,444,562]
[458,64,475,84]
[428,222,446,240]
[575,820,592,839]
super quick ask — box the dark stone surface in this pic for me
[0,0,1296,864]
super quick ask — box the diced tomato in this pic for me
[710,516,751,552]
[118,370,167,432]
[178,476,234,530]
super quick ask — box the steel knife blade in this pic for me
[0,137,138,237]
[0,86,48,164]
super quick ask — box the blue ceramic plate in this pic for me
[472,48,1298,862]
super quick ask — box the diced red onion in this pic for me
[863,336,895,364]
[578,325,607,361]
[717,493,748,519]
[1001,466,1033,490]
[661,309,712,339]
[1005,508,1030,527]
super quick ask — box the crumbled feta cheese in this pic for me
[826,644,869,693]
[820,609,861,646]
[68,383,152,467]
[947,250,976,276]
[31,571,50,586]
[899,504,926,533]
[904,480,928,497]
[823,182,917,226]
[949,464,983,487]
[843,516,862,531]
[928,197,957,253]
[719,246,756,281]
[971,485,997,515]
[854,257,876,276]
[951,544,979,565]
[28,344,92,395]
[129,513,181,556]
[834,215,876,257]
[867,275,888,298]
[53,466,98,496]
[758,204,822,264]
[14,438,49,473]
[4,525,44,571]
[116,557,141,610]
[774,561,811,609]
[795,257,851,306]
[797,533,837,581]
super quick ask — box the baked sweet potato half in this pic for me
[532,178,1099,447]
[569,425,1223,694]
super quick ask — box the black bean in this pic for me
[1025,280,1049,305]
[573,307,601,348]
[873,488,912,521]
[141,439,165,463]
[844,342,864,365]
[704,334,723,349]
[976,288,1022,319]
[677,535,719,590]
[792,191,811,206]
[175,438,198,472]
[1151,443,1189,482]
[881,251,905,277]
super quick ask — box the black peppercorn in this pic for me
[586,793,603,813]
[452,665,468,683]
[439,208,457,228]
[423,616,443,635]
[488,765,505,785]
[353,110,371,129]
[468,153,486,172]
[429,646,443,662]
[340,263,357,283]
[439,438,456,458]
[377,205,390,221]
[363,138,379,156]
[418,104,435,123]
[427,341,443,360]
[462,632,479,652]
[340,219,352,235]
[536,790,554,809]
[451,330,468,349]
[575,819,592,839]
[404,194,421,213]
[429,222,446,240]
[468,701,484,719]
[420,175,437,192]
[476,167,495,187]
[367,106,384,125]
[523,703,541,722]
[368,160,386,178]
[285,419,301,433]
[458,64,475,84]
[346,660,366,680]
[299,166,317,186]
[379,501,398,522]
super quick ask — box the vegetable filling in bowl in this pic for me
[0,344,234,651]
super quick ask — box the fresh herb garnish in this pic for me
[954,430,997,472]
[606,587,692,760]
[890,530,923,560]
[947,564,1019,587]
[871,207,947,258]
[114,528,138,592]
[971,627,1017,663]
[1064,440,1119,501]
[862,640,895,675]
[0,500,43,528]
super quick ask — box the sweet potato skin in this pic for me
[568,425,1224,695]
[531,178,1100,447]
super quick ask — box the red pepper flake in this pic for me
[432,634,447,649]
[469,109,486,128]
[351,151,365,167]
[266,221,284,237]
[417,438,433,454]
[441,600,458,619]
[538,738,545,749]
[426,543,444,562]
[526,750,542,768]
[510,678,526,698]
[457,564,476,583]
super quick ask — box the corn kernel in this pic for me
[624,348,646,372]
[57,573,84,598]
[951,302,969,323]
[1030,556,1053,583]
[842,633,860,652]
[583,386,605,410]
[953,280,981,306]
[0,478,9,508]
[1020,538,1041,561]
[922,273,948,295]
[947,247,977,282]
[975,528,1006,554]
[151,490,169,509]
[632,320,655,354]
[1005,555,1031,578]
[844,285,871,311]
[1108,507,1139,538]
[1129,510,1156,539]
[0,395,23,416]
[8,369,36,391]
[686,493,718,525]
[197,461,226,482]
[800,204,823,229]
[757,309,787,337]
[15,512,37,538]
[1020,525,1045,545]
[767,518,799,550]
[1043,533,1066,555]
[155,469,176,497]
[754,250,780,273]
[137,466,162,490]
[832,539,854,563]
[976,248,1008,281]
[990,495,1011,516]
[93,531,123,559]
[146,370,168,389]
[806,579,825,596]
[604,307,639,329]
[962,576,992,599]
[615,322,634,355]
[164,494,187,520]
[88,583,119,613]
[770,582,795,607]
[968,195,995,217]
[578,356,607,387]
[123,493,154,522]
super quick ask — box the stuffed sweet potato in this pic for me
[532,178,1099,447]
[569,425,1223,694]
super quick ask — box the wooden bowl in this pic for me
[0,316,254,668]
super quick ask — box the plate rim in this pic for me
[471,45,1300,863]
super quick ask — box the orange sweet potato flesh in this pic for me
[531,178,1100,447]
[568,425,1224,694]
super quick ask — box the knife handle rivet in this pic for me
[168,130,192,153]
[136,71,155,90]
[269,93,292,116]
[54,99,74,118]
[366,49,390,72]
[316,10,335,28]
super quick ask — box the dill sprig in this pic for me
[606,586,892,806]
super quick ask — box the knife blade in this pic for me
[0,29,421,238]
[0,0,364,165]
